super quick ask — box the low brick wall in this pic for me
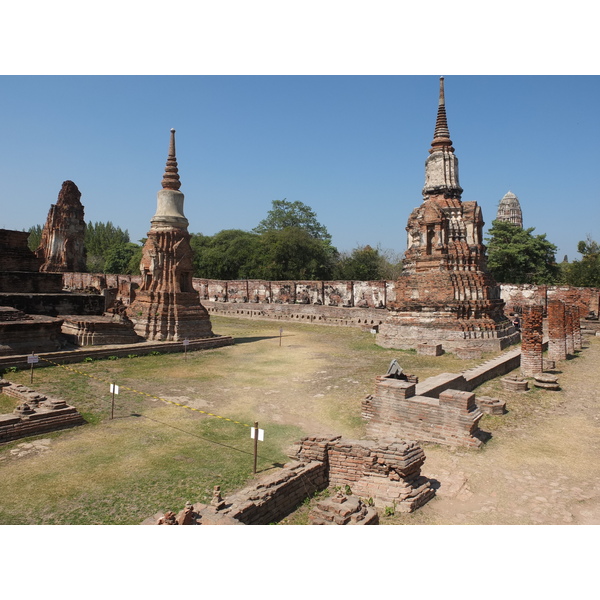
[363,376,484,448]
[0,380,85,443]
[0,335,235,371]
[221,461,328,525]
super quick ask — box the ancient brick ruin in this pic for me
[35,180,86,272]
[376,77,517,353]
[362,374,485,448]
[0,379,85,443]
[308,491,379,525]
[547,299,567,361]
[495,190,523,228]
[142,435,434,525]
[126,130,213,341]
[520,305,544,377]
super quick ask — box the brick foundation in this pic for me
[363,375,484,448]
[0,380,85,443]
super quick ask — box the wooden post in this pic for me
[279,327,282,347]
[111,385,116,420]
[253,421,259,474]
[30,352,35,384]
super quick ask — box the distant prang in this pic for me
[496,191,523,228]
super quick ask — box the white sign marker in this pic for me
[27,354,39,364]
[110,384,120,395]
[250,427,264,441]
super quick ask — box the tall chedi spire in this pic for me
[152,129,188,230]
[376,77,517,354]
[127,129,213,342]
[423,77,463,199]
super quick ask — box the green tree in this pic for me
[562,235,600,287]
[485,220,559,284]
[254,199,332,241]
[104,242,141,275]
[27,225,43,252]
[334,245,403,280]
[335,245,385,280]
[190,230,262,279]
[85,221,131,272]
[257,227,336,280]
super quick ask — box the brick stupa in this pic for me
[127,129,213,341]
[377,78,518,352]
[36,180,87,272]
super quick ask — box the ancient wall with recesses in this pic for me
[501,284,600,317]
[59,273,599,326]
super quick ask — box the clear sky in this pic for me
[1,74,598,262]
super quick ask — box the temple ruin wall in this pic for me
[60,274,599,326]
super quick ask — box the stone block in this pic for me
[417,343,443,356]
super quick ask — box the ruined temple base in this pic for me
[0,308,65,356]
[376,314,519,353]
[61,315,143,346]
[128,290,214,341]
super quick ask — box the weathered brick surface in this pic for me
[547,300,567,361]
[0,229,41,272]
[126,131,213,342]
[565,305,575,355]
[292,436,435,511]
[520,305,544,377]
[363,374,484,448]
[35,180,86,273]
[0,380,85,443]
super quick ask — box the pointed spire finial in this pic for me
[161,128,181,191]
[430,76,453,152]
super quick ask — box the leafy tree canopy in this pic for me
[257,227,336,280]
[485,220,559,284]
[190,230,262,280]
[253,199,332,242]
[562,235,600,288]
[84,221,132,272]
[104,242,142,275]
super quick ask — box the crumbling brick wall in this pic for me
[186,435,435,524]
[363,376,484,448]
[222,461,328,525]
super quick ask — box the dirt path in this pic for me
[385,335,600,525]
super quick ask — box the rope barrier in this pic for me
[38,356,252,428]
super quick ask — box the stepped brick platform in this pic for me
[0,307,64,356]
[61,315,142,346]
[0,379,85,443]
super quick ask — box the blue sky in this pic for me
[1,75,598,262]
